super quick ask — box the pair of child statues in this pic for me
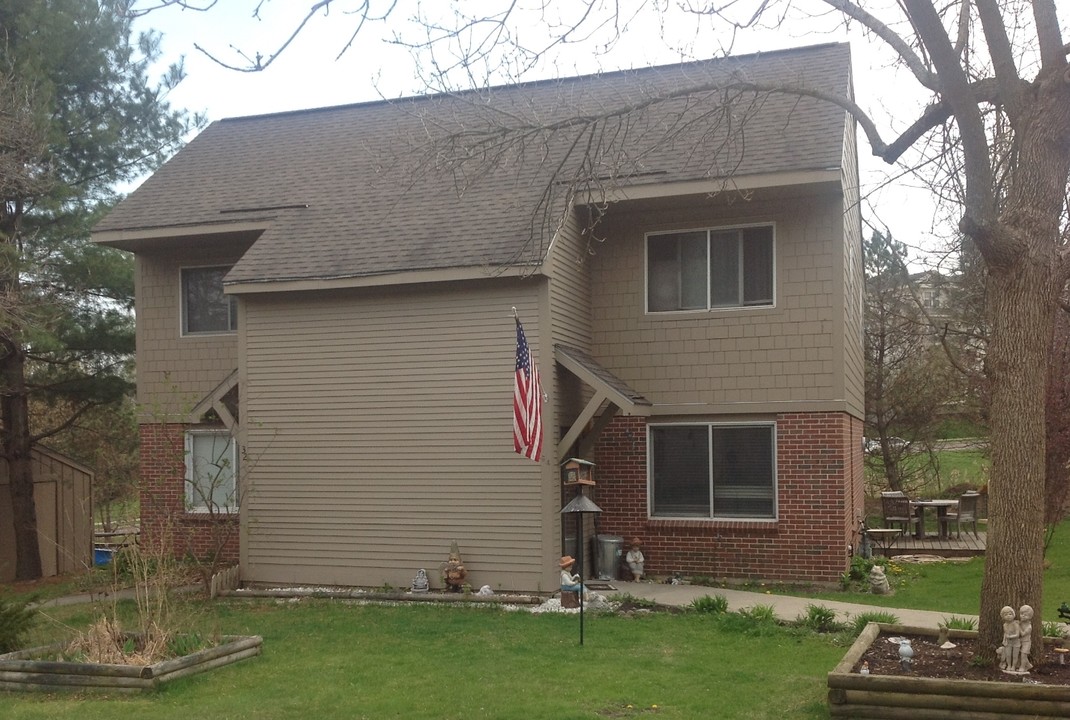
[999,604,1034,674]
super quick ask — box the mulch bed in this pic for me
[858,633,1070,685]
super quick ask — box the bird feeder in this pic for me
[561,457,595,486]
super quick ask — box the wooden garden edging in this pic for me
[0,635,262,693]
[828,623,1070,719]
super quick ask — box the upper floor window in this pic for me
[649,423,776,519]
[182,266,237,335]
[185,430,239,513]
[646,225,774,312]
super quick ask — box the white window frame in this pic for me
[180,265,238,336]
[185,429,239,514]
[645,223,776,314]
[646,421,777,521]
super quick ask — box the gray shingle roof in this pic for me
[95,43,851,285]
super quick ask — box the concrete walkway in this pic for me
[611,580,973,629]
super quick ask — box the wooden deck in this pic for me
[885,531,986,558]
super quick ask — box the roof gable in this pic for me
[95,43,852,287]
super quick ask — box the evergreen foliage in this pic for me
[0,0,203,579]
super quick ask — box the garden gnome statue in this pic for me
[898,638,914,671]
[411,568,429,593]
[1018,604,1034,673]
[442,541,467,592]
[869,564,891,595]
[559,555,587,597]
[625,537,645,581]
[999,605,1023,673]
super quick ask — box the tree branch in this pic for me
[1032,0,1069,68]
[819,0,938,91]
[901,0,997,250]
[974,0,1028,121]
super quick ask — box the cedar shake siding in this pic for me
[589,187,852,412]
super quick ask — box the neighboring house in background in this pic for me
[910,270,955,323]
[0,447,93,582]
[92,43,864,591]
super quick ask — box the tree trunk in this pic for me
[976,72,1070,658]
[1,341,42,580]
[978,262,1054,657]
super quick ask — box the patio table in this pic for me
[910,499,958,540]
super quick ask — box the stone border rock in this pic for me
[0,635,262,693]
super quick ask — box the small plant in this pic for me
[738,604,778,624]
[0,595,37,653]
[691,594,729,614]
[688,575,718,587]
[168,632,205,657]
[940,616,977,631]
[1043,621,1067,638]
[798,603,841,633]
[850,611,900,637]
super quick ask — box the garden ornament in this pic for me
[868,564,891,595]
[411,568,429,593]
[442,541,467,592]
[998,605,1026,674]
[897,639,914,671]
[625,537,645,581]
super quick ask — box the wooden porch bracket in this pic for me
[554,345,652,462]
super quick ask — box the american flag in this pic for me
[513,317,543,462]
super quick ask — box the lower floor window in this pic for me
[649,423,775,519]
[185,430,238,513]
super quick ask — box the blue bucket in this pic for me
[93,547,114,566]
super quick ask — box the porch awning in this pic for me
[554,345,651,462]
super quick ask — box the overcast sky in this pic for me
[134,1,957,268]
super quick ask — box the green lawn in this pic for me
[1,601,846,720]
[799,521,1070,623]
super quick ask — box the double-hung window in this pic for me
[649,424,776,519]
[185,430,239,513]
[646,225,774,312]
[182,266,237,334]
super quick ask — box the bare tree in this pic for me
[864,230,962,493]
[131,0,1070,657]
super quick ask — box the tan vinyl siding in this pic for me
[135,244,248,419]
[239,278,559,591]
[590,188,846,411]
[840,115,865,419]
[549,210,596,433]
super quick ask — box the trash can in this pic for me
[595,535,624,580]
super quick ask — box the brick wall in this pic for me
[139,423,239,564]
[593,412,861,584]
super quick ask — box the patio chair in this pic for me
[880,491,919,535]
[939,492,981,538]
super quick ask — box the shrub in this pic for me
[691,594,729,614]
[850,610,900,637]
[799,603,842,633]
[0,596,37,653]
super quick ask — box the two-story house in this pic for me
[92,42,864,592]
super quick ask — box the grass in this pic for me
[0,600,846,720]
